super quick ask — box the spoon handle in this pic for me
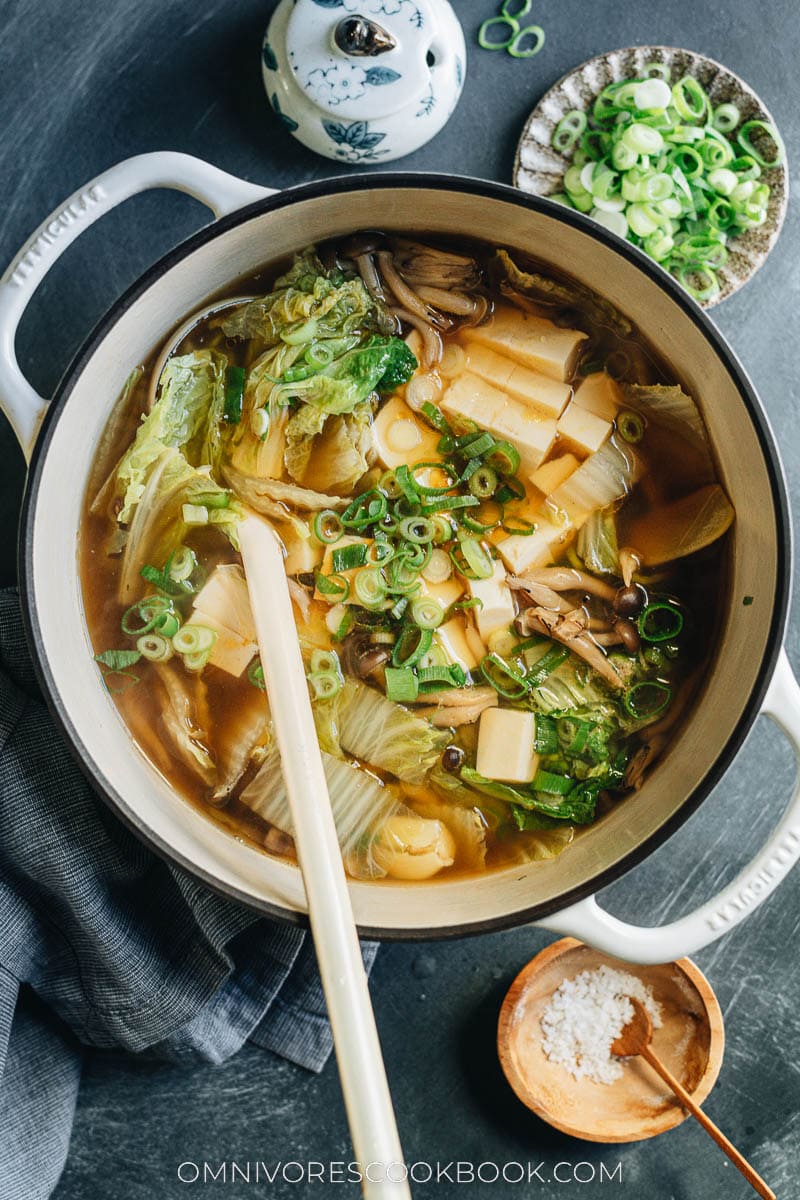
[640,1045,775,1200]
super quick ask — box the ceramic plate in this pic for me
[513,46,789,306]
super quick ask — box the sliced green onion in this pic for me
[172,624,217,655]
[617,410,645,443]
[316,572,351,601]
[638,601,684,641]
[392,625,433,668]
[398,515,435,544]
[307,670,342,700]
[421,548,453,584]
[468,465,498,499]
[121,596,175,636]
[420,401,452,435]
[136,633,174,662]
[501,515,535,535]
[410,596,444,630]
[456,429,495,457]
[672,75,707,121]
[417,664,466,692]
[553,110,588,154]
[384,667,419,704]
[340,490,388,530]
[624,680,672,719]
[462,499,504,534]
[224,365,245,424]
[379,470,403,500]
[332,543,368,573]
[353,567,387,608]
[169,546,197,583]
[420,494,479,515]
[737,119,784,168]
[712,103,740,133]
[526,644,569,686]
[310,649,340,676]
[486,440,521,476]
[183,649,212,673]
[313,510,344,544]
[480,653,530,699]
[532,769,574,795]
[452,537,493,581]
[393,464,421,507]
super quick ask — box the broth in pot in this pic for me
[80,236,734,882]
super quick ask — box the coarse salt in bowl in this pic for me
[497,938,724,1142]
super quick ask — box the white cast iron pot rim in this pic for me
[16,170,793,941]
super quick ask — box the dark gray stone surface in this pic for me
[1,0,798,1196]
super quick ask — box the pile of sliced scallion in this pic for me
[95,547,217,688]
[549,66,785,301]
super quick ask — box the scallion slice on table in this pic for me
[551,71,784,301]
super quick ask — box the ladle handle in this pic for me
[0,152,270,459]
[539,650,800,962]
[639,1046,774,1200]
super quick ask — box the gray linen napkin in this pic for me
[0,589,376,1200]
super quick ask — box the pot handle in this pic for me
[0,152,271,460]
[537,649,800,964]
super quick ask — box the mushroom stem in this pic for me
[518,607,624,688]
[355,252,387,303]
[415,285,479,316]
[377,251,431,321]
[520,566,617,602]
[389,307,442,367]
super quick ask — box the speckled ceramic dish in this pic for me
[497,938,725,1142]
[514,46,789,306]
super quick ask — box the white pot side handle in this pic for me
[538,649,800,964]
[0,152,272,460]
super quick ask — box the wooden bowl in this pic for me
[497,938,725,1142]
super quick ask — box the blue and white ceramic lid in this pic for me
[285,0,444,122]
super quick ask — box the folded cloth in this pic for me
[0,589,377,1200]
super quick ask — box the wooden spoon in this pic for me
[239,513,410,1199]
[613,998,774,1200]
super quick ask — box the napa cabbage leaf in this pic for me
[334,678,448,785]
[276,336,416,415]
[115,350,227,524]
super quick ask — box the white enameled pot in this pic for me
[1,153,798,964]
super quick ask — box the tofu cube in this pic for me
[573,371,623,422]
[192,564,256,643]
[186,610,257,678]
[468,560,516,641]
[279,522,323,576]
[530,453,580,495]
[441,374,556,473]
[462,305,587,381]
[463,343,571,419]
[476,708,539,783]
[419,576,464,610]
[435,617,482,672]
[496,517,572,575]
[557,402,612,456]
[189,566,259,677]
[372,394,442,471]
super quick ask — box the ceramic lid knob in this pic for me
[263,0,467,163]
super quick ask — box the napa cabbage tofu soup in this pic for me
[81,236,734,881]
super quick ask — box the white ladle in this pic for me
[238,513,410,1199]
